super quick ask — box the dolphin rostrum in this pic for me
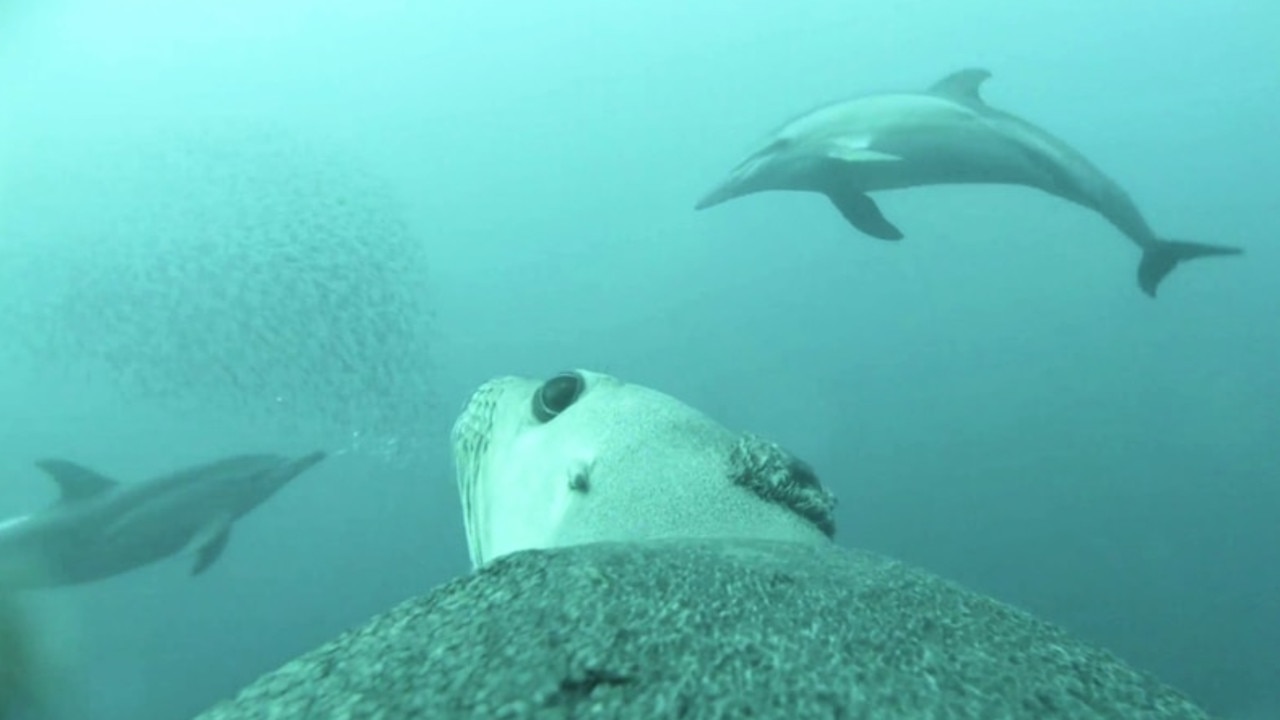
[694,68,1243,297]
[0,451,326,587]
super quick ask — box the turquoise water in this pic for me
[1,0,1275,717]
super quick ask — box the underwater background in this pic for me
[1,0,1276,718]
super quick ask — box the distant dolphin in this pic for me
[0,451,326,587]
[1,562,58,719]
[695,68,1243,297]
[0,552,82,720]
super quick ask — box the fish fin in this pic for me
[32,460,119,504]
[191,517,233,576]
[1137,239,1244,297]
[825,139,902,163]
[928,68,993,106]
[825,189,904,240]
[566,458,593,494]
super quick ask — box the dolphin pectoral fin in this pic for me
[32,460,119,504]
[1137,239,1244,298]
[192,523,232,576]
[187,514,234,576]
[825,190,904,240]
[928,68,993,106]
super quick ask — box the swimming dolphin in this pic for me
[0,581,45,719]
[0,555,75,720]
[694,68,1243,297]
[0,451,326,587]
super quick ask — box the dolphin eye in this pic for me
[532,372,585,423]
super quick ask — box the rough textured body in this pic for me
[194,371,1213,719]
[194,539,1212,720]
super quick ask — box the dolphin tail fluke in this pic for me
[1137,239,1243,297]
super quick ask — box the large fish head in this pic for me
[451,369,837,570]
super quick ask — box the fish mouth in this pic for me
[450,378,510,568]
[450,380,506,469]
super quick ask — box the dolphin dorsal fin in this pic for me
[33,459,119,503]
[928,68,993,106]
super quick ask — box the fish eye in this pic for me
[532,371,585,423]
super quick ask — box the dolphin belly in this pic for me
[0,517,186,586]
[846,121,1061,193]
[838,154,1039,192]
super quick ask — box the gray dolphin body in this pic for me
[0,451,326,587]
[695,68,1243,297]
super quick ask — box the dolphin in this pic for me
[1,555,73,720]
[0,579,45,720]
[0,451,326,587]
[694,68,1243,297]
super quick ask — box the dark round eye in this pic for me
[532,371,585,423]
